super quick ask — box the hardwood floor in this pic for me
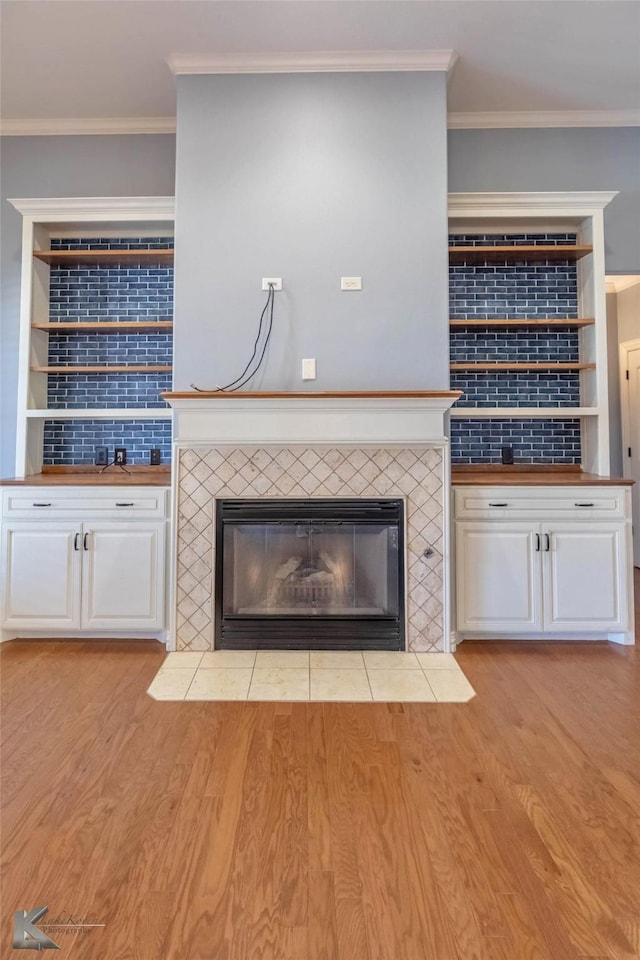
[2,571,639,959]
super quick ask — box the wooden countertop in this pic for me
[451,467,633,487]
[1,466,630,488]
[0,468,171,487]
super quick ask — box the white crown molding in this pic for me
[2,105,636,139]
[606,275,640,294]
[168,49,458,76]
[0,117,176,137]
[449,191,619,216]
[448,109,640,129]
[7,196,175,221]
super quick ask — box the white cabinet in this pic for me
[543,524,626,631]
[1,522,81,628]
[455,522,542,631]
[453,485,634,643]
[82,522,165,629]
[1,487,168,636]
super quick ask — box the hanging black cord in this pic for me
[227,284,275,391]
[191,283,275,392]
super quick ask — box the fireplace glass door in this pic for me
[215,499,404,650]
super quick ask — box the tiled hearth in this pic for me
[176,445,446,653]
[148,650,475,703]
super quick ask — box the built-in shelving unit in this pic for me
[448,192,616,474]
[9,197,175,476]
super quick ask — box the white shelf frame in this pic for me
[450,407,599,419]
[8,197,175,478]
[448,192,617,476]
[26,409,172,420]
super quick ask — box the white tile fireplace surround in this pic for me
[164,392,461,654]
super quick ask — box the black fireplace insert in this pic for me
[215,498,405,650]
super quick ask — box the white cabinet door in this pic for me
[1,522,81,629]
[456,522,542,632]
[543,524,628,631]
[81,522,165,629]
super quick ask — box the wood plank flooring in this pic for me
[2,571,639,959]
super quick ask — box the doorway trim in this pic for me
[620,337,640,566]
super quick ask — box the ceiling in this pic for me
[1,0,639,132]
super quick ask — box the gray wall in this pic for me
[448,127,640,274]
[173,72,449,392]
[2,123,638,475]
[0,134,176,477]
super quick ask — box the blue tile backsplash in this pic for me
[50,239,173,250]
[449,233,583,464]
[44,237,173,464]
[448,232,577,247]
[449,234,578,320]
[450,419,582,465]
[450,327,579,362]
[40,232,582,467]
[47,372,172,410]
[48,332,172,367]
[451,372,581,408]
[43,419,172,466]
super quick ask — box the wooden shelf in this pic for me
[448,245,592,263]
[31,365,172,374]
[450,318,595,329]
[450,362,595,371]
[31,321,173,332]
[33,249,174,266]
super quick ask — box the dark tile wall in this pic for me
[44,237,173,463]
[450,418,582,465]
[47,371,172,410]
[450,327,579,362]
[449,233,582,463]
[448,232,578,247]
[43,419,172,466]
[451,372,581,408]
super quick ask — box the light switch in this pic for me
[302,358,317,380]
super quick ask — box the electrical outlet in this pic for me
[94,445,109,466]
[341,276,362,291]
[501,446,515,465]
[261,278,282,291]
[114,447,127,465]
[150,448,161,465]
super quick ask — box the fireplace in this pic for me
[215,498,405,650]
[165,391,461,653]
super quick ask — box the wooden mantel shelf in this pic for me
[162,390,463,400]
